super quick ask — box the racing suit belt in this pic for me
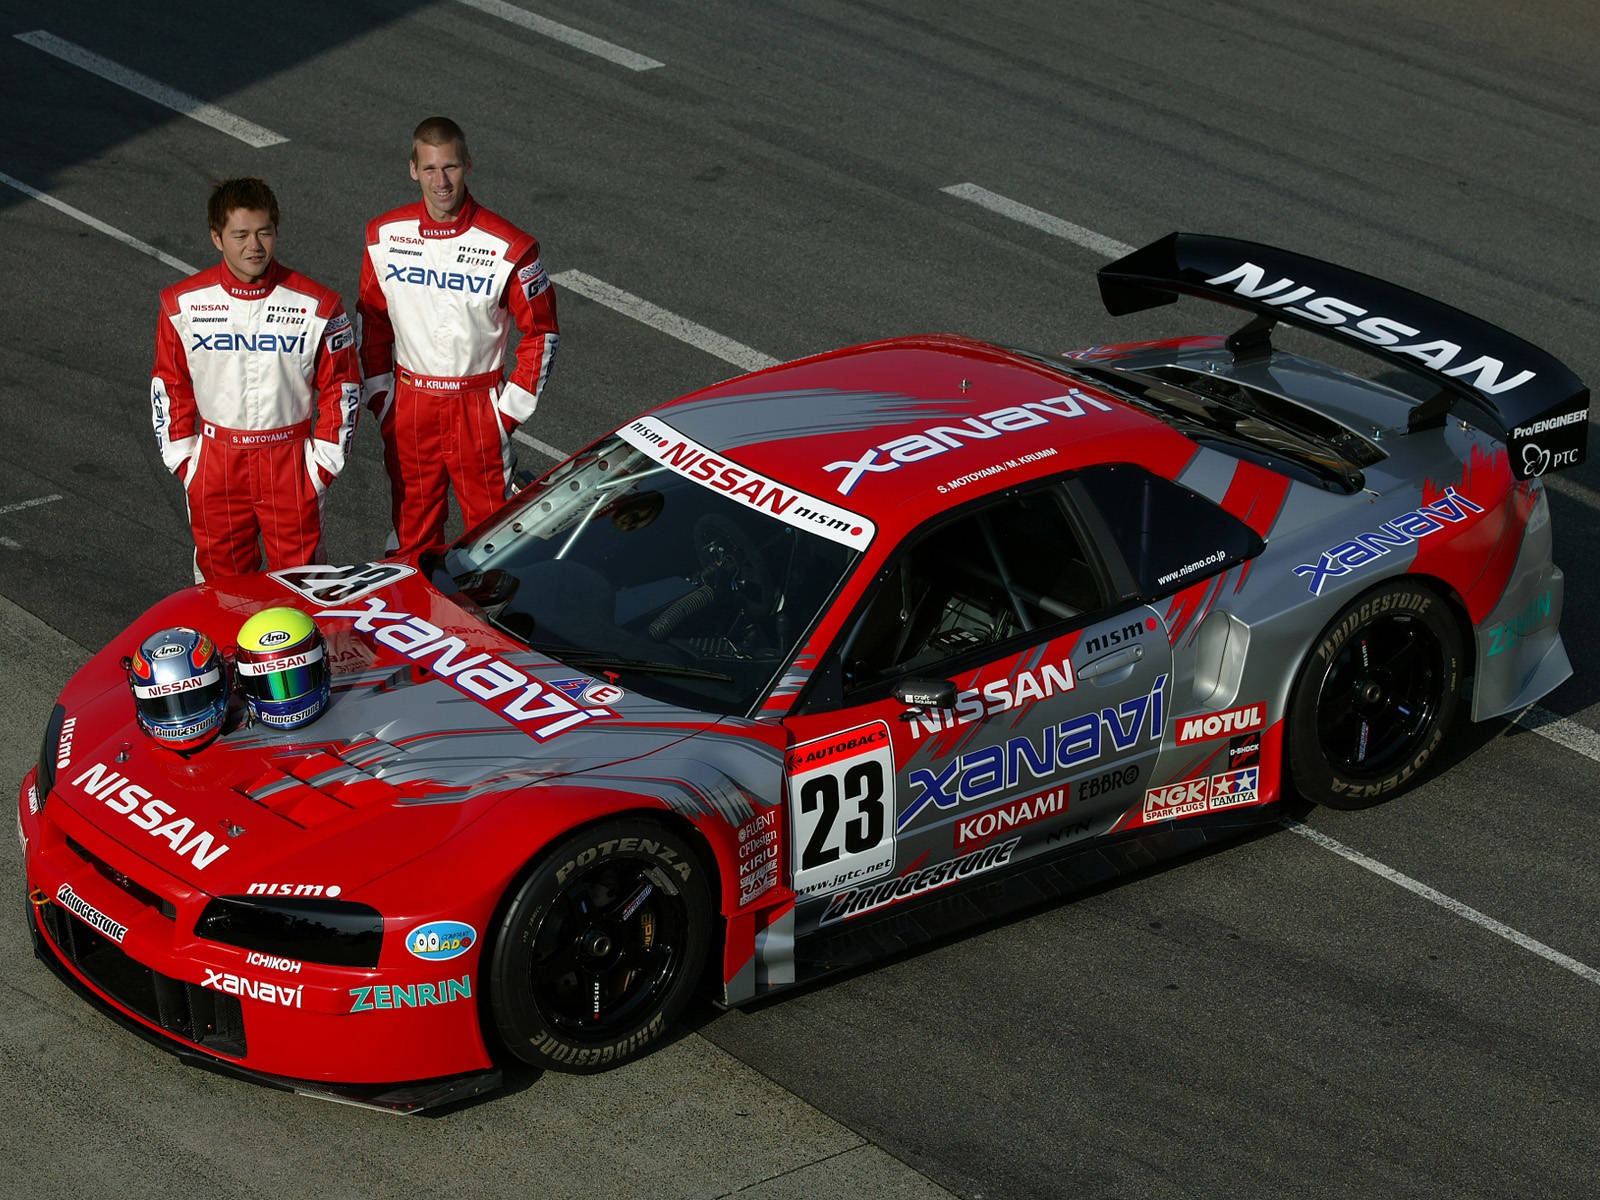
[395,366,502,393]
[200,419,313,447]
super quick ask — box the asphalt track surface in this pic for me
[3,3,1599,1197]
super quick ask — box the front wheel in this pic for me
[487,819,713,1073]
[1287,581,1465,810]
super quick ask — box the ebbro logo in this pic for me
[406,920,476,962]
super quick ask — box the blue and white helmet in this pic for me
[126,627,230,750]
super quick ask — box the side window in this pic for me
[840,487,1107,696]
[1074,464,1263,599]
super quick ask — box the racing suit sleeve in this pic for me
[306,300,362,490]
[150,295,198,475]
[494,240,560,431]
[356,227,396,420]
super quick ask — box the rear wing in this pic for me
[1098,233,1589,479]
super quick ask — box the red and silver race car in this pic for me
[17,235,1589,1108]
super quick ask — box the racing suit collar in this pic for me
[418,192,478,239]
[216,259,284,300]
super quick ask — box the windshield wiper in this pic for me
[527,645,735,682]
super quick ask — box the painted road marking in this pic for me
[0,171,199,274]
[0,494,64,517]
[512,430,567,461]
[1283,818,1600,987]
[554,270,779,372]
[454,0,664,70]
[15,31,288,148]
[941,183,1135,258]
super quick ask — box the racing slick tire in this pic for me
[487,818,713,1073]
[1287,580,1465,811]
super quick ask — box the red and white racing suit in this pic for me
[357,193,559,556]
[151,262,360,581]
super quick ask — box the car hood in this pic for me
[44,563,724,895]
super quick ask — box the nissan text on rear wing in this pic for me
[1098,233,1590,479]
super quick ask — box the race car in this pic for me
[18,233,1588,1110]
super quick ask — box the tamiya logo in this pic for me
[1205,262,1537,396]
[1143,778,1210,822]
[1175,702,1265,745]
[313,595,617,739]
[55,884,128,944]
[1208,767,1259,809]
[1291,488,1484,595]
[823,389,1114,496]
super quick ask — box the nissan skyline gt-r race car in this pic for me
[17,234,1590,1110]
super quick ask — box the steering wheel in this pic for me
[693,515,777,618]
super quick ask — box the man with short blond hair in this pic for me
[152,177,360,581]
[357,117,560,556]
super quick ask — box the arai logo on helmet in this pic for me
[258,629,293,648]
[406,920,476,962]
[151,643,186,659]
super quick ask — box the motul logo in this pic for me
[1175,703,1264,745]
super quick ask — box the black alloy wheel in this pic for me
[488,819,712,1073]
[1288,581,1464,810]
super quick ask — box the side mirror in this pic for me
[893,677,956,718]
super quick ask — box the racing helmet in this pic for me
[126,627,230,750]
[234,607,330,729]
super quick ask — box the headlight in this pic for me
[37,704,65,810]
[195,896,384,967]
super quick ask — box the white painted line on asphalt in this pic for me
[453,0,664,70]
[513,429,567,462]
[1511,703,1600,762]
[941,183,1135,259]
[0,171,198,275]
[0,494,64,517]
[554,270,780,372]
[1283,818,1600,987]
[15,31,288,148]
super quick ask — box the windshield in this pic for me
[442,435,861,714]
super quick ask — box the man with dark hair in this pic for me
[357,116,560,556]
[152,177,360,580]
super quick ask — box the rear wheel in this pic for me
[487,819,712,1072]
[1287,581,1464,810]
